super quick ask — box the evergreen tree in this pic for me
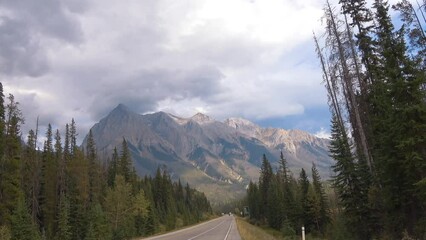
[0,94,23,225]
[55,193,71,240]
[370,0,426,236]
[278,151,289,182]
[69,119,77,156]
[63,124,70,161]
[86,130,101,203]
[55,129,67,200]
[39,124,58,238]
[22,129,41,224]
[85,203,111,240]
[107,148,119,187]
[247,181,260,220]
[118,139,132,182]
[329,115,371,239]
[104,175,135,239]
[393,0,426,68]
[311,163,330,234]
[266,174,284,229]
[67,148,90,240]
[306,185,322,234]
[298,168,310,230]
[0,83,5,158]
[339,0,378,83]
[258,154,273,221]
[11,193,41,240]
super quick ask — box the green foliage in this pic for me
[85,203,111,240]
[40,124,58,238]
[247,156,331,236]
[86,130,102,204]
[266,175,283,229]
[0,94,24,226]
[117,139,132,182]
[0,83,212,240]
[247,181,260,220]
[259,154,273,221]
[317,0,426,238]
[107,148,119,187]
[298,168,310,229]
[55,194,71,240]
[11,194,41,240]
[105,175,135,238]
[311,163,330,234]
[0,225,11,240]
[281,218,296,238]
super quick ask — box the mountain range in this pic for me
[83,104,332,203]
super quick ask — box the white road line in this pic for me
[187,220,226,240]
[224,219,233,240]
[141,217,222,240]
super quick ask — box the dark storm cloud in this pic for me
[2,0,336,142]
[85,65,225,120]
[0,17,48,77]
[0,0,84,77]
[0,0,84,42]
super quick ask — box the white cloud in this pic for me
[1,0,333,142]
[315,127,331,139]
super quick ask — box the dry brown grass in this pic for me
[235,218,279,240]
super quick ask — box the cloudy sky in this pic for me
[0,0,400,142]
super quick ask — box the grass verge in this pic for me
[235,218,325,240]
[235,217,279,240]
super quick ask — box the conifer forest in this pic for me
[0,84,212,240]
[246,0,426,239]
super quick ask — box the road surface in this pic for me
[140,215,241,240]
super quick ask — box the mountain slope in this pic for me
[84,104,332,203]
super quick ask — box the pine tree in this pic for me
[393,0,426,68]
[306,185,321,234]
[63,123,70,161]
[298,168,310,230]
[104,175,135,239]
[10,193,41,240]
[266,174,284,230]
[258,154,273,221]
[67,147,90,240]
[0,83,5,158]
[55,193,71,240]
[85,203,111,240]
[22,129,41,225]
[86,130,101,203]
[0,94,23,225]
[329,115,371,239]
[69,119,77,156]
[311,163,330,234]
[39,124,58,238]
[247,181,260,220]
[55,129,67,200]
[107,148,119,187]
[370,0,426,236]
[118,139,132,182]
[163,173,177,231]
[278,151,289,182]
[339,0,378,83]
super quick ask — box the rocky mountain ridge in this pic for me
[84,104,332,203]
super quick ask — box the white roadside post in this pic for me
[302,226,305,240]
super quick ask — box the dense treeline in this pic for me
[246,154,330,238]
[0,83,212,240]
[314,0,426,239]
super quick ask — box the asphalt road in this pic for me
[140,215,241,240]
